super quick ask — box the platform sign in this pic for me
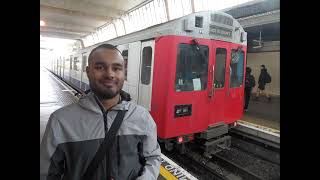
[159,154,198,180]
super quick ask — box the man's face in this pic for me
[86,48,125,100]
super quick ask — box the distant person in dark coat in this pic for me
[256,64,271,102]
[244,67,255,112]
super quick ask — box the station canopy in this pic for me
[41,0,261,48]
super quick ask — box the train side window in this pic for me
[214,48,227,88]
[175,44,208,92]
[230,50,244,88]
[82,55,87,72]
[122,50,128,80]
[141,47,152,85]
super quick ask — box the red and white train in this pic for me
[49,10,247,154]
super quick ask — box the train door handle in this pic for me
[227,67,231,96]
[209,65,215,98]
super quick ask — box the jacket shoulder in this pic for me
[51,103,82,118]
[123,102,156,130]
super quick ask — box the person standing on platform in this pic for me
[244,67,255,112]
[40,44,161,180]
[256,64,272,102]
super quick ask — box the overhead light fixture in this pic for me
[40,20,46,26]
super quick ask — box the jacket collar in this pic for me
[78,92,130,115]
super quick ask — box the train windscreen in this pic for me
[175,44,208,92]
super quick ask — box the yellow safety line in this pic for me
[160,166,178,180]
[238,120,280,134]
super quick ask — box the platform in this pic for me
[40,67,77,142]
[40,67,197,180]
[241,94,280,131]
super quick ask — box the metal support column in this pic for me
[191,0,195,13]
[164,0,170,21]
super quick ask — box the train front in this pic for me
[150,11,247,152]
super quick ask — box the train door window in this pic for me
[73,57,78,71]
[141,47,152,85]
[214,48,227,88]
[82,55,87,72]
[122,50,128,80]
[230,50,244,88]
[175,44,208,92]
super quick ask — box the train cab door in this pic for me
[124,42,141,104]
[207,41,229,125]
[116,44,130,94]
[224,44,246,123]
[138,40,155,110]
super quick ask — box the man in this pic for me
[256,64,271,102]
[244,67,255,112]
[40,44,161,180]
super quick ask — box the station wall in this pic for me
[247,51,280,96]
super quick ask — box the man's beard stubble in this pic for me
[90,83,120,100]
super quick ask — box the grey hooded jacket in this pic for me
[40,92,161,180]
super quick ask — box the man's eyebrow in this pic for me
[112,63,123,67]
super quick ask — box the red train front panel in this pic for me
[150,35,246,139]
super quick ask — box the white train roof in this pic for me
[79,10,247,54]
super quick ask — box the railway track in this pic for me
[211,153,264,180]
[162,131,280,180]
[163,146,267,180]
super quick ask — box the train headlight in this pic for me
[174,104,192,117]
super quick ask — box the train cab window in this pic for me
[122,50,128,80]
[82,55,87,72]
[230,50,244,88]
[141,47,152,85]
[214,48,227,88]
[175,44,208,92]
[73,57,78,71]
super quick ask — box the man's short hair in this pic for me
[88,44,122,64]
